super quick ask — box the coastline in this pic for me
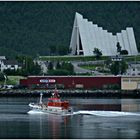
[0,89,140,98]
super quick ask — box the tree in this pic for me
[109,60,128,75]
[116,42,122,54]
[47,69,70,75]
[93,48,102,59]
[49,46,57,55]
[4,69,18,76]
[0,72,5,81]
[48,61,53,70]
[47,61,75,75]
[69,48,72,54]
[16,55,41,76]
[0,3,140,58]
[57,45,69,55]
[31,62,42,75]
[120,60,128,74]
[56,61,61,69]
[110,61,120,75]
[120,50,128,55]
[61,62,74,74]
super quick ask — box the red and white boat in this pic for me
[29,89,73,115]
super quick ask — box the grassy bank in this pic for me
[39,55,108,62]
[39,55,140,62]
[124,55,140,62]
[0,76,25,85]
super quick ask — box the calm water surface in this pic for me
[0,97,140,139]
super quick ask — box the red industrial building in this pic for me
[20,76,121,90]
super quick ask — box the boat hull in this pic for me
[29,103,73,115]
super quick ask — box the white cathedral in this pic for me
[69,12,138,56]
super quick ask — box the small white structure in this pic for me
[0,58,21,72]
[0,56,6,72]
[0,56,6,60]
[70,12,138,56]
[3,60,21,71]
[36,60,48,74]
[126,62,140,76]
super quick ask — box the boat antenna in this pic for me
[39,93,43,104]
[54,87,59,98]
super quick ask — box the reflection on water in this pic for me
[121,99,140,112]
[70,98,140,112]
[0,97,140,138]
[29,113,73,139]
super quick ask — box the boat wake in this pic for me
[27,110,73,116]
[77,110,140,117]
[28,110,45,114]
[28,110,140,117]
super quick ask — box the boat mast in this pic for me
[39,93,43,104]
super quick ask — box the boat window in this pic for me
[48,99,61,102]
[48,100,53,103]
[51,99,60,102]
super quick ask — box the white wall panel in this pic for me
[108,32,114,55]
[104,30,111,55]
[121,30,132,55]
[70,13,83,55]
[116,33,125,50]
[69,15,77,55]
[84,20,93,55]
[112,35,118,55]
[112,33,116,55]
[88,22,97,55]
[102,30,108,55]
[78,15,90,55]
[83,19,91,56]
[91,24,98,50]
[93,24,102,54]
[126,28,138,55]
[98,27,107,55]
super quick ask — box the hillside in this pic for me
[0,2,140,58]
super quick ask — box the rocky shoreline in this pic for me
[0,89,140,98]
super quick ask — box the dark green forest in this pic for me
[0,2,140,58]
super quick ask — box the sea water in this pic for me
[0,97,140,138]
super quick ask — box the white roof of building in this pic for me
[0,56,6,60]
